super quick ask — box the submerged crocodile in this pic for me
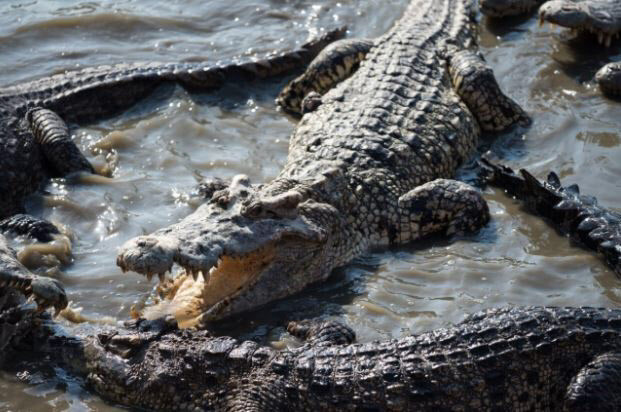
[479,0,621,96]
[116,0,529,327]
[5,301,621,410]
[0,29,346,313]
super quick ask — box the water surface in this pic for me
[1,1,620,410]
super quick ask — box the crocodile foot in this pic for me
[0,235,68,315]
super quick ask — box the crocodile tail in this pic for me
[176,27,348,89]
[480,157,621,276]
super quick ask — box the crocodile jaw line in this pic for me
[138,246,275,328]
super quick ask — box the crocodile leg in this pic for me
[448,48,531,132]
[277,38,374,115]
[27,108,94,177]
[0,214,61,243]
[0,214,73,269]
[0,235,67,313]
[397,179,490,243]
[564,352,621,411]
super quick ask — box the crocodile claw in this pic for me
[30,276,68,315]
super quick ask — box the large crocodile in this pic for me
[116,0,530,327]
[5,302,621,410]
[0,29,346,313]
[479,0,621,96]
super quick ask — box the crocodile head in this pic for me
[479,0,545,17]
[539,0,621,46]
[117,175,334,327]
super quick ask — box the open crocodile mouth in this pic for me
[135,245,276,328]
[538,3,621,47]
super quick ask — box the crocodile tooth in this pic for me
[146,273,154,282]
[454,75,463,89]
[158,273,166,283]
[191,269,198,281]
[201,270,210,283]
[605,35,612,48]
[598,32,604,45]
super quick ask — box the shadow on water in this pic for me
[482,13,534,38]
[549,32,621,84]
[208,255,379,343]
[208,227,497,343]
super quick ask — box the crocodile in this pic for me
[0,28,346,313]
[480,158,621,276]
[479,0,621,96]
[6,302,621,410]
[116,0,530,327]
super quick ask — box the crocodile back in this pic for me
[282,0,479,191]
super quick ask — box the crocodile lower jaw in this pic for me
[138,246,275,328]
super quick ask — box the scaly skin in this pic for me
[116,0,529,326]
[481,158,621,276]
[0,234,67,359]
[0,28,345,221]
[10,305,621,411]
[0,29,345,325]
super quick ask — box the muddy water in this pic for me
[1,0,620,410]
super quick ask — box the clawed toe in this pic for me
[30,276,68,315]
